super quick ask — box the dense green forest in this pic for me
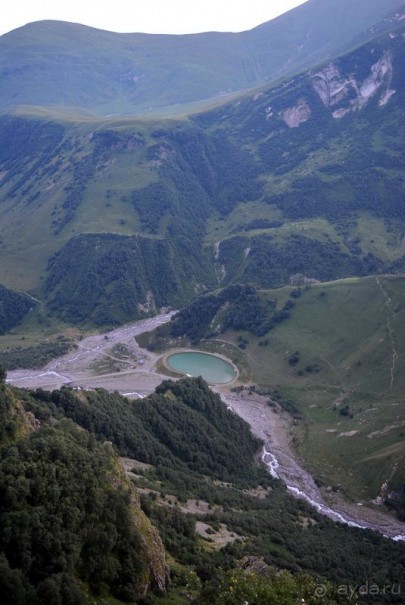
[45,233,215,326]
[0,285,35,334]
[216,233,405,289]
[25,377,266,485]
[166,284,292,342]
[0,375,167,604]
[0,373,402,604]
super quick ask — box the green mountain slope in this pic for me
[0,26,403,336]
[149,276,405,505]
[45,233,215,326]
[1,4,405,601]
[30,377,264,483]
[8,379,403,605]
[0,380,168,604]
[0,0,403,115]
[0,285,35,334]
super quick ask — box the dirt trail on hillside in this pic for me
[7,314,405,541]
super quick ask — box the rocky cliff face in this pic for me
[311,49,395,118]
[128,481,170,593]
[259,31,402,130]
[280,98,312,128]
[111,454,170,595]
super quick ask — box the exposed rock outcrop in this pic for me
[311,50,395,118]
[280,98,312,128]
[117,457,170,594]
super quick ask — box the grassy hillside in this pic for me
[148,276,405,505]
[0,27,403,356]
[0,26,405,336]
[0,0,403,115]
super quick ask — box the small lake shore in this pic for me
[159,348,239,385]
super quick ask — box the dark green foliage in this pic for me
[145,505,197,563]
[44,386,178,467]
[154,377,260,468]
[0,411,148,603]
[0,339,72,371]
[34,573,85,605]
[204,133,262,214]
[140,465,405,604]
[45,233,215,326]
[31,377,265,484]
[131,127,261,240]
[132,130,213,239]
[0,116,65,198]
[54,154,98,233]
[0,382,18,443]
[0,554,33,605]
[219,234,386,289]
[130,182,175,235]
[0,363,6,382]
[5,378,405,604]
[0,285,34,335]
[288,352,300,366]
[170,284,281,341]
[271,143,405,223]
[270,389,301,418]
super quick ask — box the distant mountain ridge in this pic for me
[0,0,404,115]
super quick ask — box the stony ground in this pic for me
[7,313,175,396]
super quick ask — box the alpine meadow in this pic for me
[0,1,405,604]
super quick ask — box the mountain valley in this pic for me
[1,1,405,602]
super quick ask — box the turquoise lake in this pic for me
[166,352,237,384]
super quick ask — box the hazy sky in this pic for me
[1,0,309,37]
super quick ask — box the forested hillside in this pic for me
[0,375,168,604]
[1,374,404,604]
[45,233,214,325]
[0,285,35,334]
[0,25,404,335]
